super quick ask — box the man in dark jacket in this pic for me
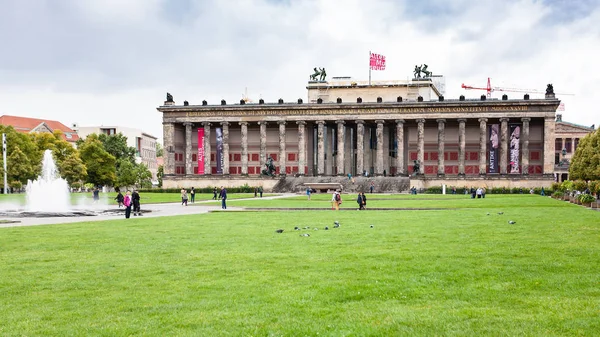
[132,190,141,216]
[221,187,227,210]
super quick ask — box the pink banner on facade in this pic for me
[370,53,386,70]
[197,128,204,175]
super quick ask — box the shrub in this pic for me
[588,181,600,195]
[551,182,564,192]
[425,186,442,194]
[71,182,82,190]
[10,180,22,191]
[572,180,588,192]
[561,180,574,192]
[578,194,595,204]
[552,191,563,198]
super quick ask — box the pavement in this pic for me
[0,194,297,228]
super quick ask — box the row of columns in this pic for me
[166,117,536,176]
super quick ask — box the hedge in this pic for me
[138,184,258,194]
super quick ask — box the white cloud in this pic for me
[0,0,598,141]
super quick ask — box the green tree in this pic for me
[30,130,85,186]
[156,142,163,157]
[58,154,88,187]
[115,159,137,188]
[7,146,35,186]
[98,133,136,165]
[134,163,153,188]
[79,134,116,186]
[157,165,163,188]
[569,129,600,181]
[0,126,39,185]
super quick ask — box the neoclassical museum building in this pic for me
[157,79,561,191]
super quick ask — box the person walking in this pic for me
[114,191,124,208]
[331,191,339,210]
[258,186,263,198]
[370,181,375,194]
[181,188,188,206]
[254,187,258,198]
[212,187,218,200]
[124,191,132,219]
[132,189,141,216]
[190,187,195,203]
[357,193,363,210]
[306,187,312,200]
[93,187,100,204]
[361,192,367,209]
[221,187,228,209]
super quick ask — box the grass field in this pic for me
[0,192,275,206]
[1,195,599,335]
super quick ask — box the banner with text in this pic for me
[216,127,223,174]
[197,128,204,175]
[370,52,386,70]
[488,124,499,174]
[509,124,521,174]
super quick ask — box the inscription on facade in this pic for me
[178,105,530,118]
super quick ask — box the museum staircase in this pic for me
[272,176,410,194]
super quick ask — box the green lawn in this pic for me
[1,196,599,335]
[0,192,276,206]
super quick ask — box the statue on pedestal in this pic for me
[412,160,421,176]
[261,156,276,177]
[546,84,554,95]
[166,92,174,103]
[309,67,327,81]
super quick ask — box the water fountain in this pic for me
[0,150,124,218]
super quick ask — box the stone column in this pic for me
[278,121,286,176]
[478,118,487,175]
[163,122,175,175]
[521,118,530,175]
[417,119,425,174]
[317,121,325,175]
[458,119,466,176]
[297,121,306,176]
[184,122,193,175]
[203,122,211,175]
[375,120,384,176]
[436,119,446,176]
[356,120,364,176]
[240,122,248,175]
[500,118,509,174]
[221,122,230,175]
[336,120,345,175]
[258,121,267,169]
[395,120,405,175]
[543,116,556,175]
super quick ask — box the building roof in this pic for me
[0,115,80,142]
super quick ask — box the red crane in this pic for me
[461,77,573,98]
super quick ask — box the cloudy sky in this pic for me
[1,0,598,140]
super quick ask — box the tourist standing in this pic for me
[181,188,188,206]
[132,189,141,216]
[306,187,311,200]
[370,181,375,193]
[93,187,100,204]
[357,193,363,210]
[124,191,132,219]
[114,191,124,208]
[361,192,367,209]
[258,186,263,198]
[254,187,258,198]
[213,187,218,200]
[221,187,227,209]
[190,187,195,203]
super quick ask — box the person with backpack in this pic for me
[132,189,141,216]
[361,192,367,209]
[114,191,124,208]
[123,191,132,219]
[190,187,195,203]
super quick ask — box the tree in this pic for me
[156,142,163,157]
[30,130,85,186]
[134,163,153,188]
[115,159,137,188]
[98,133,136,165]
[7,146,35,186]
[58,154,88,187]
[78,134,116,186]
[0,126,39,185]
[157,165,163,187]
[569,130,600,181]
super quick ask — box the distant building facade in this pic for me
[553,114,595,182]
[75,126,159,181]
[157,78,562,191]
[0,115,79,145]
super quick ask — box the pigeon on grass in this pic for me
[275,229,284,233]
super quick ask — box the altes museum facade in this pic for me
[157,79,561,191]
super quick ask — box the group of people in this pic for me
[210,186,228,209]
[254,186,264,198]
[329,190,368,210]
[181,187,196,206]
[469,187,487,199]
[114,189,141,218]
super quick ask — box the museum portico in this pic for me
[157,80,560,191]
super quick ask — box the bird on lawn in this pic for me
[486,212,490,216]
[275,229,284,233]
[300,233,310,237]
[498,212,504,215]
[370,225,374,228]
[508,220,516,224]
[294,226,300,231]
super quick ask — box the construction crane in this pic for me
[461,77,574,98]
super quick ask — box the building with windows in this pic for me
[553,114,595,182]
[0,115,79,145]
[157,78,561,191]
[74,126,159,181]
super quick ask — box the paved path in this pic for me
[0,194,297,228]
